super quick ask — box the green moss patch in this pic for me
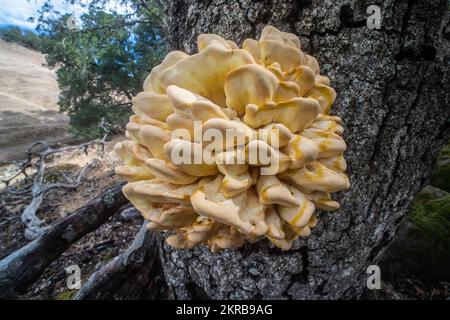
[430,162,450,193]
[430,142,450,192]
[410,188,450,244]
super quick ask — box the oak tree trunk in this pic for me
[160,0,450,299]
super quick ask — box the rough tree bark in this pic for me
[159,0,450,299]
[75,221,166,300]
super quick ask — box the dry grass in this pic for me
[0,39,72,160]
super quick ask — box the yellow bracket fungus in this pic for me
[115,25,350,252]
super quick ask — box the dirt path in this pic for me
[0,39,72,160]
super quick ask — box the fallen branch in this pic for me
[0,159,35,190]
[22,159,96,239]
[75,221,166,300]
[119,206,142,222]
[1,129,108,240]
[0,183,128,299]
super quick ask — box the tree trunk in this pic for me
[160,0,450,299]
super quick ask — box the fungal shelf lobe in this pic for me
[115,25,350,252]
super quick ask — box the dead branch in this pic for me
[75,222,166,300]
[0,160,35,190]
[0,183,128,299]
[21,160,97,240]
[1,123,109,240]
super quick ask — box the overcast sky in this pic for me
[0,0,130,30]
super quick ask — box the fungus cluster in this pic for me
[115,26,349,252]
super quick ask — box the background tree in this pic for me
[0,26,43,51]
[159,0,450,299]
[35,0,165,138]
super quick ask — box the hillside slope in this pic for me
[0,39,71,160]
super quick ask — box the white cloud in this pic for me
[0,0,38,29]
[0,0,132,30]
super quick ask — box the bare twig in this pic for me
[21,161,96,240]
[1,120,110,240]
[0,160,35,190]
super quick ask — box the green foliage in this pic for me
[430,142,450,192]
[438,142,450,159]
[410,188,450,244]
[36,0,166,138]
[0,26,43,51]
[431,163,450,193]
